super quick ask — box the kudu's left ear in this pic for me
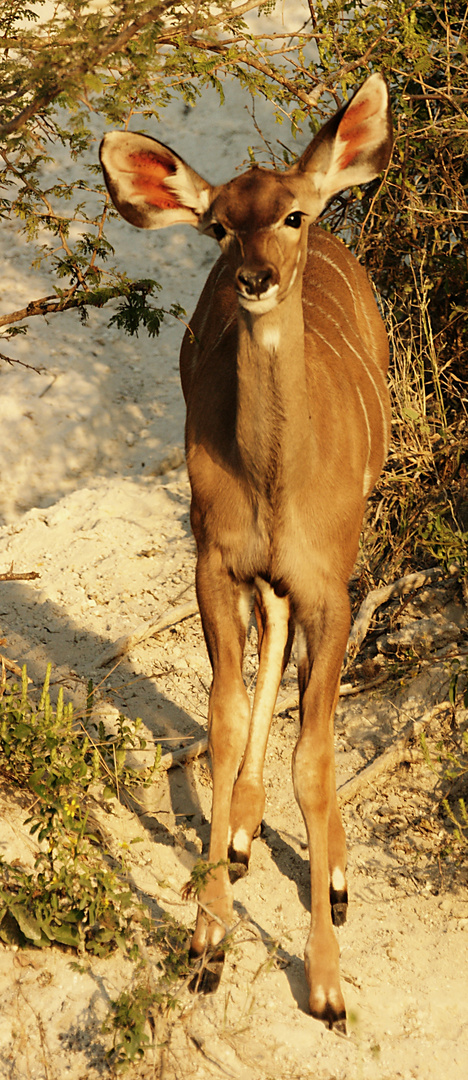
[99,131,212,229]
[289,72,393,207]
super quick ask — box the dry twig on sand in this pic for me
[98,563,459,668]
[159,674,391,770]
[336,702,448,804]
[347,563,460,658]
[0,565,40,581]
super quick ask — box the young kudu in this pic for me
[100,73,393,1032]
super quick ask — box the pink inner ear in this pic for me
[128,151,180,210]
[337,97,376,169]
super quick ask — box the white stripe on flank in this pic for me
[305,303,390,457]
[310,246,359,320]
[212,313,236,354]
[356,385,373,497]
[310,240,382,363]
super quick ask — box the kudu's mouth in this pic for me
[236,283,279,313]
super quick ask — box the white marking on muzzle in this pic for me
[238,284,279,314]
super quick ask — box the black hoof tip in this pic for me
[311,1004,347,1035]
[330,886,348,926]
[331,902,348,927]
[188,949,225,995]
[228,847,249,881]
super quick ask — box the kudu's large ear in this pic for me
[289,73,392,208]
[99,131,212,229]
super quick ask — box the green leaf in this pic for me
[9,904,44,943]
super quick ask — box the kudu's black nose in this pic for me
[236,266,275,297]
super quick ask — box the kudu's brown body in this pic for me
[100,73,393,1031]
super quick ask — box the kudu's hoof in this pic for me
[311,1002,347,1035]
[330,886,348,927]
[227,847,249,882]
[188,946,225,995]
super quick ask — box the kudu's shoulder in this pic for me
[303,226,388,370]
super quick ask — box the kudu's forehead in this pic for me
[210,168,297,230]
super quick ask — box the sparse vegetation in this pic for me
[0,663,201,1070]
[103,916,193,1071]
[419,657,468,852]
[0,664,159,953]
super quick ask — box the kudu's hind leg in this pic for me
[297,633,348,929]
[228,580,293,874]
[189,549,251,988]
[294,588,350,1031]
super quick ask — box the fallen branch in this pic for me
[275,672,390,715]
[99,564,455,771]
[97,599,199,667]
[0,351,46,373]
[336,702,448,804]
[340,672,390,696]
[0,570,40,581]
[160,695,444,782]
[159,736,209,772]
[347,563,460,658]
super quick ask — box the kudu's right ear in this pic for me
[99,131,212,229]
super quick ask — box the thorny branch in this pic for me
[0,1,274,136]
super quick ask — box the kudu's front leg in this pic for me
[293,587,350,1032]
[190,547,251,984]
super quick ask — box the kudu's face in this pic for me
[99,73,392,326]
[198,169,318,314]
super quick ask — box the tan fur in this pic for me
[100,73,393,1031]
[182,223,390,1031]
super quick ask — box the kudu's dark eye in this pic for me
[284,211,302,229]
[211,221,227,241]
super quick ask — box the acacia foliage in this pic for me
[1,0,294,340]
[0,3,466,359]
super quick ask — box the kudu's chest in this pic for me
[186,414,360,590]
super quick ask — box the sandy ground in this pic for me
[1,11,468,1077]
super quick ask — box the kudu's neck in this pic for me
[235,283,311,495]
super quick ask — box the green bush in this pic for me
[0,665,158,954]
